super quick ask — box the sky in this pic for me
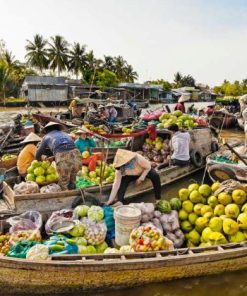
[0,0,247,86]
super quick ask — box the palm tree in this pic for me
[0,61,11,105]
[68,42,87,79]
[174,72,183,87]
[181,74,195,87]
[124,64,138,82]
[103,55,115,72]
[113,56,127,81]
[25,34,48,73]
[48,35,69,76]
[3,50,19,69]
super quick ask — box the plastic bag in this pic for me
[13,181,39,195]
[26,244,49,260]
[45,209,73,235]
[103,206,115,241]
[7,211,42,233]
[44,235,78,255]
[82,218,106,245]
[7,240,38,258]
[9,230,42,246]
[40,183,61,194]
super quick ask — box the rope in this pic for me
[92,128,148,139]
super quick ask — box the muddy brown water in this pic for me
[1,108,246,296]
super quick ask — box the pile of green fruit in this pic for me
[26,160,59,185]
[79,161,115,186]
[1,154,17,161]
[178,182,247,247]
[158,110,198,130]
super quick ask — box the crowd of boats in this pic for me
[0,95,247,294]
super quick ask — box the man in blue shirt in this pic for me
[36,122,82,190]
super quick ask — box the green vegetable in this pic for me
[170,198,182,210]
[157,200,172,213]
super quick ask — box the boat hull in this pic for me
[0,243,247,294]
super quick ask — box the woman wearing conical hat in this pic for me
[106,149,161,205]
[17,132,41,177]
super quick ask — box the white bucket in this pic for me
[114,205,141,246]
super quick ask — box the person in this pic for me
[239,95,247,151]
[74,127,96,154]
[174,94,188,113]
[206,104,215,116]
[168,124,190,166]
[17,132,41,177]
[106,149,161,205]
[36,122,82,190]
[74,127,103,171]
[105,103,118,123]
[98,105,107,120]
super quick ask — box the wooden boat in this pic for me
[0,241,247,294]
[209,111,237,129]
[32,113,77,129]
[206,143,247,182]
[1,127,217,216]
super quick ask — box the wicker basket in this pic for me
[0,157,17,169]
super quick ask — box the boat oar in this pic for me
[223,140,247,166]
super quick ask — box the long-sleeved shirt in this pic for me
[17,144,37,175]
[105,107,118,119]
[171,131,190,161]
[108,154,151,202]
[36,130,75,160]
[75,137,96,154]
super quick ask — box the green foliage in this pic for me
[146,79,173,91]
[213,80,247,96]
[96,69,119,88]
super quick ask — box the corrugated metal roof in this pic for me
[118,83,162,90]
[24,75,66,85]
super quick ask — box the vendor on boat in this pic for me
[206,104,215,116]
[74,128,103,171]
[168,124,190,166]
[17,132,41,177]
[174,94,188,113]
[98,105,107,120]
[239,95,247,150]
[106,149,161,205]
[36,122,82,190]
[105,103,118,123]
[74,127,96,154]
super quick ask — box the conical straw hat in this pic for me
[75,126,90,134]
[21,132,41,144]
[113,149,137,168]
[44,121,63,129]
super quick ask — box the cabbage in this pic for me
[119,245,134,253]
[88,206,104,222]
[26,244,49,260]
[75,237,87,246]
[74,205,89,218]
[95,241,108,253]
[104,247,120,254]
[68,223,85,237]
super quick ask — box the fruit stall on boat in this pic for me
[0,180,247,294]
[207,142,247,183]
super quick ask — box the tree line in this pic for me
[0,35,138,99]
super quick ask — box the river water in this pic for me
[1,107,246,296]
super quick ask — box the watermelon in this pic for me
[170,198,182,210]
[157,200,172,213]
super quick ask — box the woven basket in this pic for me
[0,157,17,169]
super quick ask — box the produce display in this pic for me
[78,161,115,187]
[158,111,198,129]
[142,136,170,165]
[0,234,11,255]
[0,154,17,161]
[129,225,174,252]
[83,123,108,134]
[14,181,40,195]
[26,160,59,185]
[177,182,247,247]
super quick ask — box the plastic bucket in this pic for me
[114,205,141,246]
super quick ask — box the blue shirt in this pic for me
[36,130,75,160]
[75,137,96,154]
